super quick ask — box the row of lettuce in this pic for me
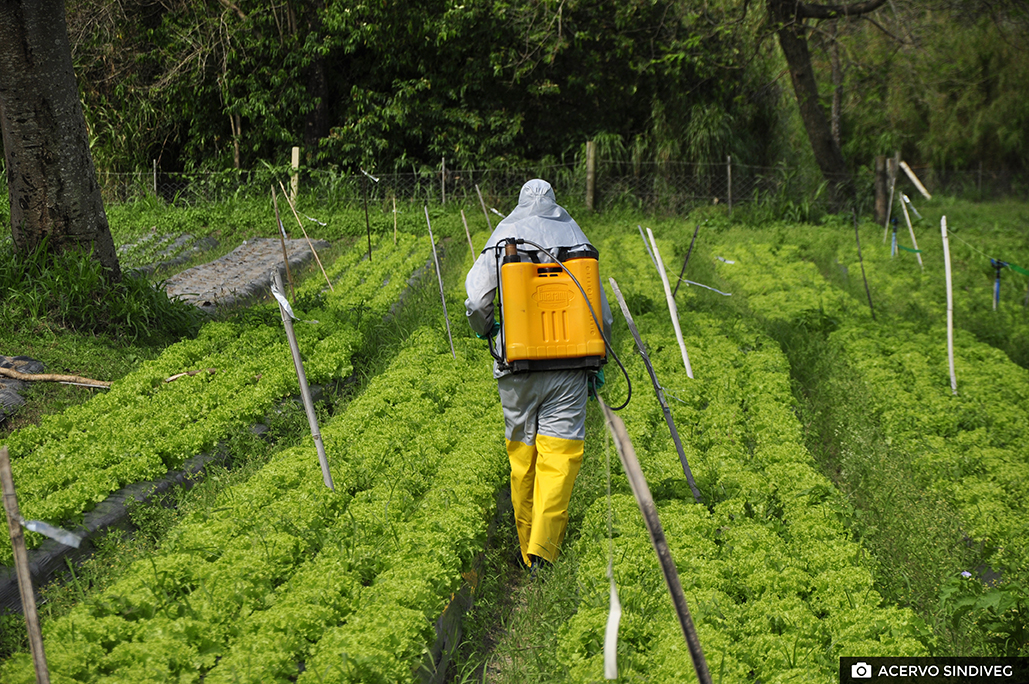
[1,328,507,683]
[553,232,931,682]
[0,233,429,565]
[707,229,1028,654]
[5,214,1025,679]
[807,210,1029,369]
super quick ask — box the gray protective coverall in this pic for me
[465,179,612,567]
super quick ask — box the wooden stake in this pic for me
[277,180,333,292]
[883,152,899,244]
[424,206,456,359]
[585,141,596,211]
[596,403,711,684]
[941,216,958,395]
[609,278,702,501]
[290,146,300,203]
[899,193,923,270]
[475,184,492,232]
[900,161,932,200]
[460,210,475,266]
[271,185,296,301]
[672,223,701,299]
[646,228,693,378]
[362,173,372,262]
[271,272,335,490]
[854,209,876,322]
[0,447,51,684]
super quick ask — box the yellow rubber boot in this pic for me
[527,434,584,563]
[506,439,537,567]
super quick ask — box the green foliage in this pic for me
[707,218,1029,654]
[0,331,507,683]
[546,230,930,682]
[66,0,779,175]
[940,574,1029,657]
[0,233,428,565]
[832,7,1029,172]
[0,236,202,341]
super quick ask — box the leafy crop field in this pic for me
[2,198,1027,681]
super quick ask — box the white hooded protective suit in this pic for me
[464,179,612,566]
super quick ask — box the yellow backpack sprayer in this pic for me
[493,238,607,373]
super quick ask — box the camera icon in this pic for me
[851,662,873,679]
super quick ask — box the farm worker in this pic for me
[465,178,612,573]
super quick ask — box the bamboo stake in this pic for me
[646,228,693,379]
[475,184,492,232]
[609,277,702,502]
[597,402,712,684]
[360,170,373,262]
[852,209,876,321]
[392,194,398,246]
[638,225,658,272]
[424,206,456,359]
[941,216,958,395]
[900,161,932,200]
[0,447,51,684]
[899,193,923,269]
[277,180,333,292]
[883,153,899,244]
[271,185,296,301]
[672,223,701,299]
[460,209,476,266]
[271,271,334,490]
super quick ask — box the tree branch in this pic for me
[797,0,887,20]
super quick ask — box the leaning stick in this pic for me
[609,277,702,502]
[424,206,456,359]
[941,216,957,395]
[672,223,701,299]
[900,161,932,200]
[277,180,333,292]
[271,185,296,301]
[646,228,693,379]
[899,193,923,269]
[0,447,51,684]
[597,402,712,684]
[272,271,335,490]
[854,209,876,322]
[475,184,492,232]
[0,367,110,388]
[165,368,217,383]
[883,155,899,244]
[460,210,476,266]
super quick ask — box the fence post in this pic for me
[586,141,596,211]
[291,147,300,203]
[152,159,157,196]
[874,155,887,224]
[726,155,732,215]
[441,157,446,206]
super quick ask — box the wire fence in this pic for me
[79,159,1029,214]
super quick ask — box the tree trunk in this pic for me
[0,0,121,279]
[768,0,855,205]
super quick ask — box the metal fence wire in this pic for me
[96,159,1025,213]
